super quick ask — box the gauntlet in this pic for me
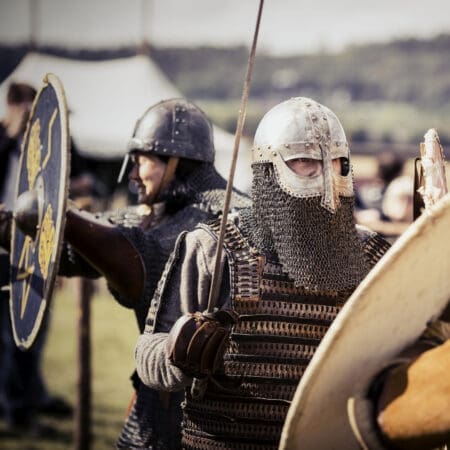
[167,309,238,378]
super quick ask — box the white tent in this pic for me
[0,52,251,191]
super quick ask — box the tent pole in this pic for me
[29,0,39,51]
[138,0,152,55]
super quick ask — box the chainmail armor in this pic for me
[180,213,389,450]
[250,163,370,291]
[161,162,250,215]
[116,388,184,450]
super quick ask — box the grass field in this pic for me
[0,278,138,450]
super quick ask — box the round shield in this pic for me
[279,192,450,449]
[9,73,69,350]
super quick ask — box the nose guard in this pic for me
[252,97,353,213]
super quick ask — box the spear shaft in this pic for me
[207,0,264,313]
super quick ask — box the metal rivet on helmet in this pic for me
[251,97,354,212]
[126,98,214,163]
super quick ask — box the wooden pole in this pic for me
[29,0,39,51]
[74,199,94,450]
[75,276,94,450]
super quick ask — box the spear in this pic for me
[206,0,264,313]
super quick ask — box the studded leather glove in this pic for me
[166,309,238,378]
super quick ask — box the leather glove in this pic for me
[377,339,450,450]
[166,309,238,378]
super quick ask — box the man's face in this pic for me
[286,157,345,177]
[128,153,167,205]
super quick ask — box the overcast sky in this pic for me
[1,0,450,55]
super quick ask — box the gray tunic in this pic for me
[135,221,231,392]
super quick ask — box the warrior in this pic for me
[0,98,249,448]
[134,97,391,449]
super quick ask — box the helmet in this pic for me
[252,97,353,212]
[127,98,214,162]
[250,98,368,291]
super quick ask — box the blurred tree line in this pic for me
[1,34,450,151]
[150,35,450,148]
[151,34,450,108]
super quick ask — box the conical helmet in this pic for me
[252,97,353,212]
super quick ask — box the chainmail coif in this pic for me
[161,162,250,215]
[250,163,370,292]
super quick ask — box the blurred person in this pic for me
[355,152,413,241]
[381,174,414,223]
[68,141,100,199]
[355,152,404,213]
[134,97,391,449]
[1,98,250,448]
[0,82,72,436]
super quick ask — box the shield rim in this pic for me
[9,73,70,350]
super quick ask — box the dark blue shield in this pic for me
[10,73,69,350]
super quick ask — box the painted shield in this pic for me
[279,192,450,450]
[9,73,69,350]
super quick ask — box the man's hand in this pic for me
[377,340,450,450]
[166,309,238,378]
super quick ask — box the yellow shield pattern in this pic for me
[10,73,69,350]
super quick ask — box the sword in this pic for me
[206,0,264,313]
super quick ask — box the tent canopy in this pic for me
[0,52,251,191]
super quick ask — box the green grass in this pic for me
[0,278,138,450]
